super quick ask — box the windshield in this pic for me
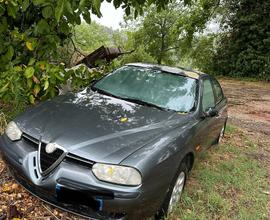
[93,66,198,112]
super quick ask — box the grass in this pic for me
[0,112,7,135]
[171,124,269,220]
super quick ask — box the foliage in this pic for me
[117,31,155,64]
[123,0,221,64]
[55,21,116,67]
[182,34,217,73]
[0,0,177,106]
[212,0,270,80]
[134,4,180,64]
[74,21,113,53]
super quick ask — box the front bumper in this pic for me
[0,135,156,219]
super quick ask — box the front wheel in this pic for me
[157,162,188,219]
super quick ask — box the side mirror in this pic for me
[204,107,219,118]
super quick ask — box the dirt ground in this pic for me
[220,78,270,136]
[221,78,270,167]
[0,78,269,219]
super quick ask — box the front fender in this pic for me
[120,119,197,215]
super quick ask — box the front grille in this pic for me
[22,133,39,149]
[22,133,65,174]
[39,143,64,173]
[65,153,94,168]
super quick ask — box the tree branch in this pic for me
[164,46,180,52]
[70,38,86,57]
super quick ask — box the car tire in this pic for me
[156,161,188,219]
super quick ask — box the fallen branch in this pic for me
[42,204,60,220]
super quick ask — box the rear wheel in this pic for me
[156,161,188,219]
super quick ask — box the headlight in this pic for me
[5,121,22,141]
[92,163,142,186]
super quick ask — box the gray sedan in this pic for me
[0,63,228,219]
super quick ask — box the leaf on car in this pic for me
[119,117,128,123]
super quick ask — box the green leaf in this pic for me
[49,88,56,98]
[4,46,14,62]
[33,84,41,96]
[82,11,91,24]
[22,0,30,12]
[27,78,33,88]
[24,67,35,78]
[92,0,102,17]
[59,22,70,35]
[29,95,35,104]
[42,6,52,19]
[36,19,50,34]
[32,0,46,6]
[0,4,5,16]
[44,80,49,90]
[7,4,18,18]
[0,82,10,93]
[28,58,36,66]
[125,6,131,16]
[55,0,65,22]
[55,72,64,81]
[79,0,86,9]
[65,1,73,14]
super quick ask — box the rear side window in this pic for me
[212,79,224,104]
[202,79,215,111]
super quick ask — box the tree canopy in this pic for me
[212,0,270,80]
[0,0,269,111]
[120,0,221,64]
[0,0,179,105]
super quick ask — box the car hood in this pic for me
[15,89,190,164]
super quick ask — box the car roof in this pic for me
[126,63,208,80]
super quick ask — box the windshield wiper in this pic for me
[121,97,172,112]
[91,86,118,98]
[91,86,172,112]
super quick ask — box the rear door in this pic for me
[211,77,228,138]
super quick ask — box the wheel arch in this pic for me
[182,152,195,172]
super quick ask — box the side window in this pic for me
[202,78,215,111]
[212,79,224,104]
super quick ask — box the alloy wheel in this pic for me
[168,171,186,213]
